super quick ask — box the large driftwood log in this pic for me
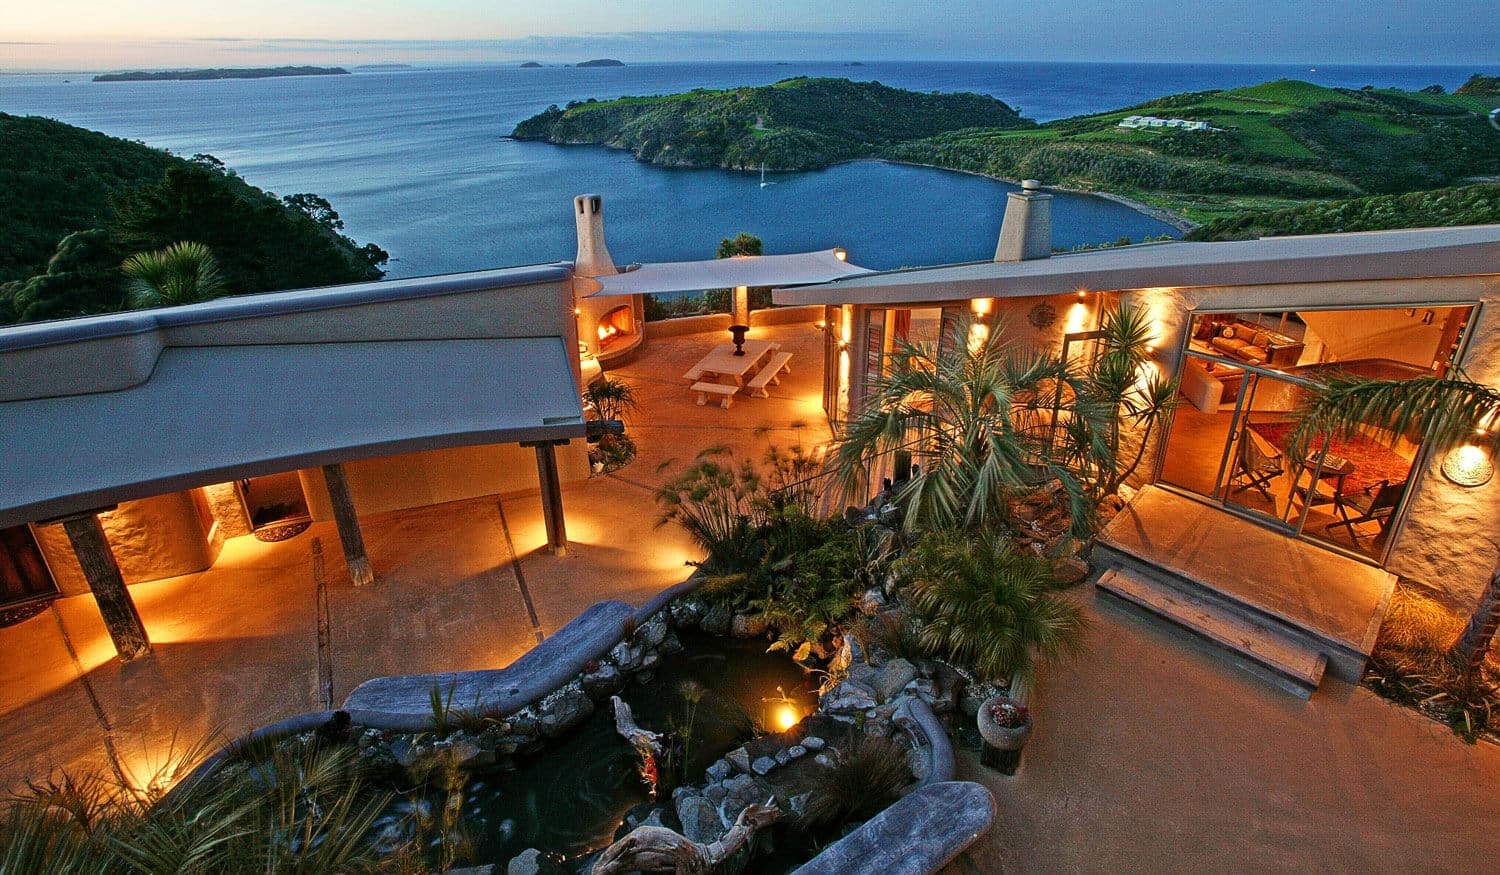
[593,802,782,875]
[611,695,664,760]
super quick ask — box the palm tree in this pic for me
[122,241,227,309]
[1290,372,1500,670]
[897,528,1086,684]
[829,305,1174,535]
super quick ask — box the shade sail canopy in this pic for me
[586,249,870,297]
[0,337,585,528]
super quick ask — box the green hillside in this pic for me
[517,76,1500,224]
[889,79,1500,221]
[1185,183,1500,241]
[0,113,388,325]
[512,77,1034,170]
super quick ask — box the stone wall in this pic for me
[34,491,215,595]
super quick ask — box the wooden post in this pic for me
[321,463,374,586]
[61,514,150,661]
[525,441,568,556]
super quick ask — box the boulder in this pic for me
[506,849,542,875]
[580,664,624,699]
[705,759,732,782]
[676,794,724,844]
[658,629,685,655]
[668,598,704,628]
[872,658,919,703]
[801,735,826,751]
[751,756,777,775]
[539,689,595,738]
[857,588,886,616]
[820,681,877,715]
[637,614,669,647]
[730,612,769,638]
[1051,556,1090,585]
[725,746,752,774]
[701,605,733,636]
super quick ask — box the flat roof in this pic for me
[0,337,585,528]
[773,225,1500,306]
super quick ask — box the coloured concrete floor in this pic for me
[5,321,1498,872]
[0,321,831,795]
[943,587,1500,874]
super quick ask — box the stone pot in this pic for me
[976,695,1032,751]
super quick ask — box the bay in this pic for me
[0,61,1475,276]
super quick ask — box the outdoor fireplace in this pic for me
[596,305,637,350]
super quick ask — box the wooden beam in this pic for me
[321,463,374,586]
[61,514,150,661]
[528,442,568,556]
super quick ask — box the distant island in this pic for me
[93,66,349,82]
[520,61,544,68]
[514,75,1500,225]
[513,77,1030,171]
[576,59,625,68]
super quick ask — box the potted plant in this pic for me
[977,696,1032,752]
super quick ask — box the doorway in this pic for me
[240,472,311,531]
[0,525,57,606]
[1157,303,1473,563]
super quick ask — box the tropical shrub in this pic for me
[123,240,227,308]
[896,529,1085,684]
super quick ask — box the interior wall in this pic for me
[300,441,590,522]
[1298,307,1452,369]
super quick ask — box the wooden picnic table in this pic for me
[691,340,776,386]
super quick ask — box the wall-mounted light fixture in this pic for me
[833,248,848,262]
[1442,444,1494,487]
[971,297,994,317]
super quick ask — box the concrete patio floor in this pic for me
[944,585,1500,874]
[0,320,831,795]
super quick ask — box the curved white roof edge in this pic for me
[773,225,1500,305]
[587,249,870,297]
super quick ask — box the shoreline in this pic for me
[514,135,1202,235]
[875,158,1199,233]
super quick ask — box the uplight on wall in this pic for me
[1442,444,1494,487]
[971,297,994,317]
[833,248,848,262]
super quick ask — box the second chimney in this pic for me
[994,179,1053,262]
[573,194,618,277]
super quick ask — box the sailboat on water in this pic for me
[759,162,772,188]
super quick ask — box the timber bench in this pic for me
[746,351,793,398]
[692,381,739,408]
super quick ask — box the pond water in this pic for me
[450,629,819,867]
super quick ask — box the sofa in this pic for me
[1201,319,1303,367]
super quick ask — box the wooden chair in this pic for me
[1231,427,1283,502]
[1328,479,1406,543]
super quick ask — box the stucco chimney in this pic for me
[994,179,1053,262]
[573,194,618,277]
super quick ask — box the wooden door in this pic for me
[0,525,57,604]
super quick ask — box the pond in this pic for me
[442,629,819,867]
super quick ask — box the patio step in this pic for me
[1097,567,1327,698]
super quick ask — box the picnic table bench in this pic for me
[745,351,793,398]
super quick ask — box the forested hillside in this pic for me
[0,113,387,325]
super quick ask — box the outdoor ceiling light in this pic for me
[1442,444,1494,487]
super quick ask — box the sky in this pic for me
[3,1,1496,71]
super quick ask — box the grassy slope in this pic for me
[889,79,1500,223]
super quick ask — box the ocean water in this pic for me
[0,61,1477,276]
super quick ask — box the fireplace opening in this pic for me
[596,305,636,350]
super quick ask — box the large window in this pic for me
[1159,304,1474,563]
